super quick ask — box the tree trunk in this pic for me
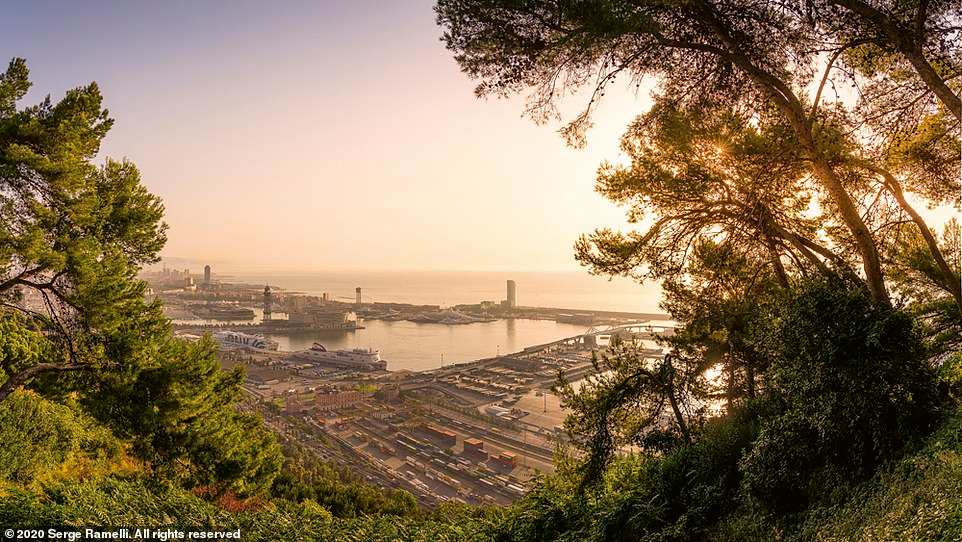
[867,164,962,316]
[667,388,691,444]
[901,42,962,121]
[768,244,790,288]
[663,356,692,443]
[796,128,890,304]
[831,0,961,121]
[726,351,736,413]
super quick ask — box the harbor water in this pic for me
[180,270,664,372]
[264,318,591,372]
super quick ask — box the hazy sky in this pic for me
[2,0,650,272]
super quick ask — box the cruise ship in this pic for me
[212,330,279,351]
[290,343,387,371]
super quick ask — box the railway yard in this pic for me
[222,330,668,507]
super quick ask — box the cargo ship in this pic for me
[213,330,279,351]
[290,342,387,371]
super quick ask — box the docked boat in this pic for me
[212,330,279,351]
[409,309,488,325]
[290,342,387,371]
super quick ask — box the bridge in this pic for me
[520,321,675,353]
[585,322,675,343]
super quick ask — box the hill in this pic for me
[1,386,960,541]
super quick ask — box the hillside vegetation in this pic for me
[1,383,960,541]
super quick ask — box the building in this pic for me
[288,296,308,312]
[203,265,211,285]
[493,450,517,466]
[263,285,273,321]
[424,424,457,446]
[463,438,484,453]
[314,390,363,411]
[500,356,541,371]
[288,307,358,330]
[485,404,512,418]
[284,399,312,415]
[375,383,401,402]
[506,280,517,308]
[355,287,362,305]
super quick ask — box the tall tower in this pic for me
[355,287,362,305]
[203,265,211,285]
[506,280,517,308]
[263,285,273,321]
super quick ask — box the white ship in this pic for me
[213,330,279,351]
[290,342,387,371]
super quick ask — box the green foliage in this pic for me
[0,56,168,401]
[435,0,807,145]
[497,406,760,542]
[0,56,288,512]
[2,5,959,533]
[489,458,584,542]
[0,390,122,486]
[660,241,780,409]
[555,341,696,486]
[270,443,419,518]
[938,353,962,401]
[597,412,756,542]
[0,384,489,540]
[890,219,961,304]
[84,336,283,496]
[575,102,818,284]
[0,476,495,542]
[888,219,962,354]
[0,313,52,382]
[436,0,960,306]
[882,111,960,205]
[559,241,781,486]
[790,408,962,542]
[517,276,948,540]
[740,278,941,513]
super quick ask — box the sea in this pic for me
[190,269,664,372]
[223,270,662,313]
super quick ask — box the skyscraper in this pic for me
[263,285,273,321]
[203,265,211,284]
[506,280,517,308]
[355,287,362,305]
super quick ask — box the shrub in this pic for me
[269,444,420,519]
[84,336,283,496]
[496,406,760,542]
[786,407,962,541]
[740,278,941,513]
[938,352,962,400]
[0,390,123,486]
[0,476,492,542]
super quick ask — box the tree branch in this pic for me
[0,362,88,401]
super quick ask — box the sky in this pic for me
[1,0,651,273]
